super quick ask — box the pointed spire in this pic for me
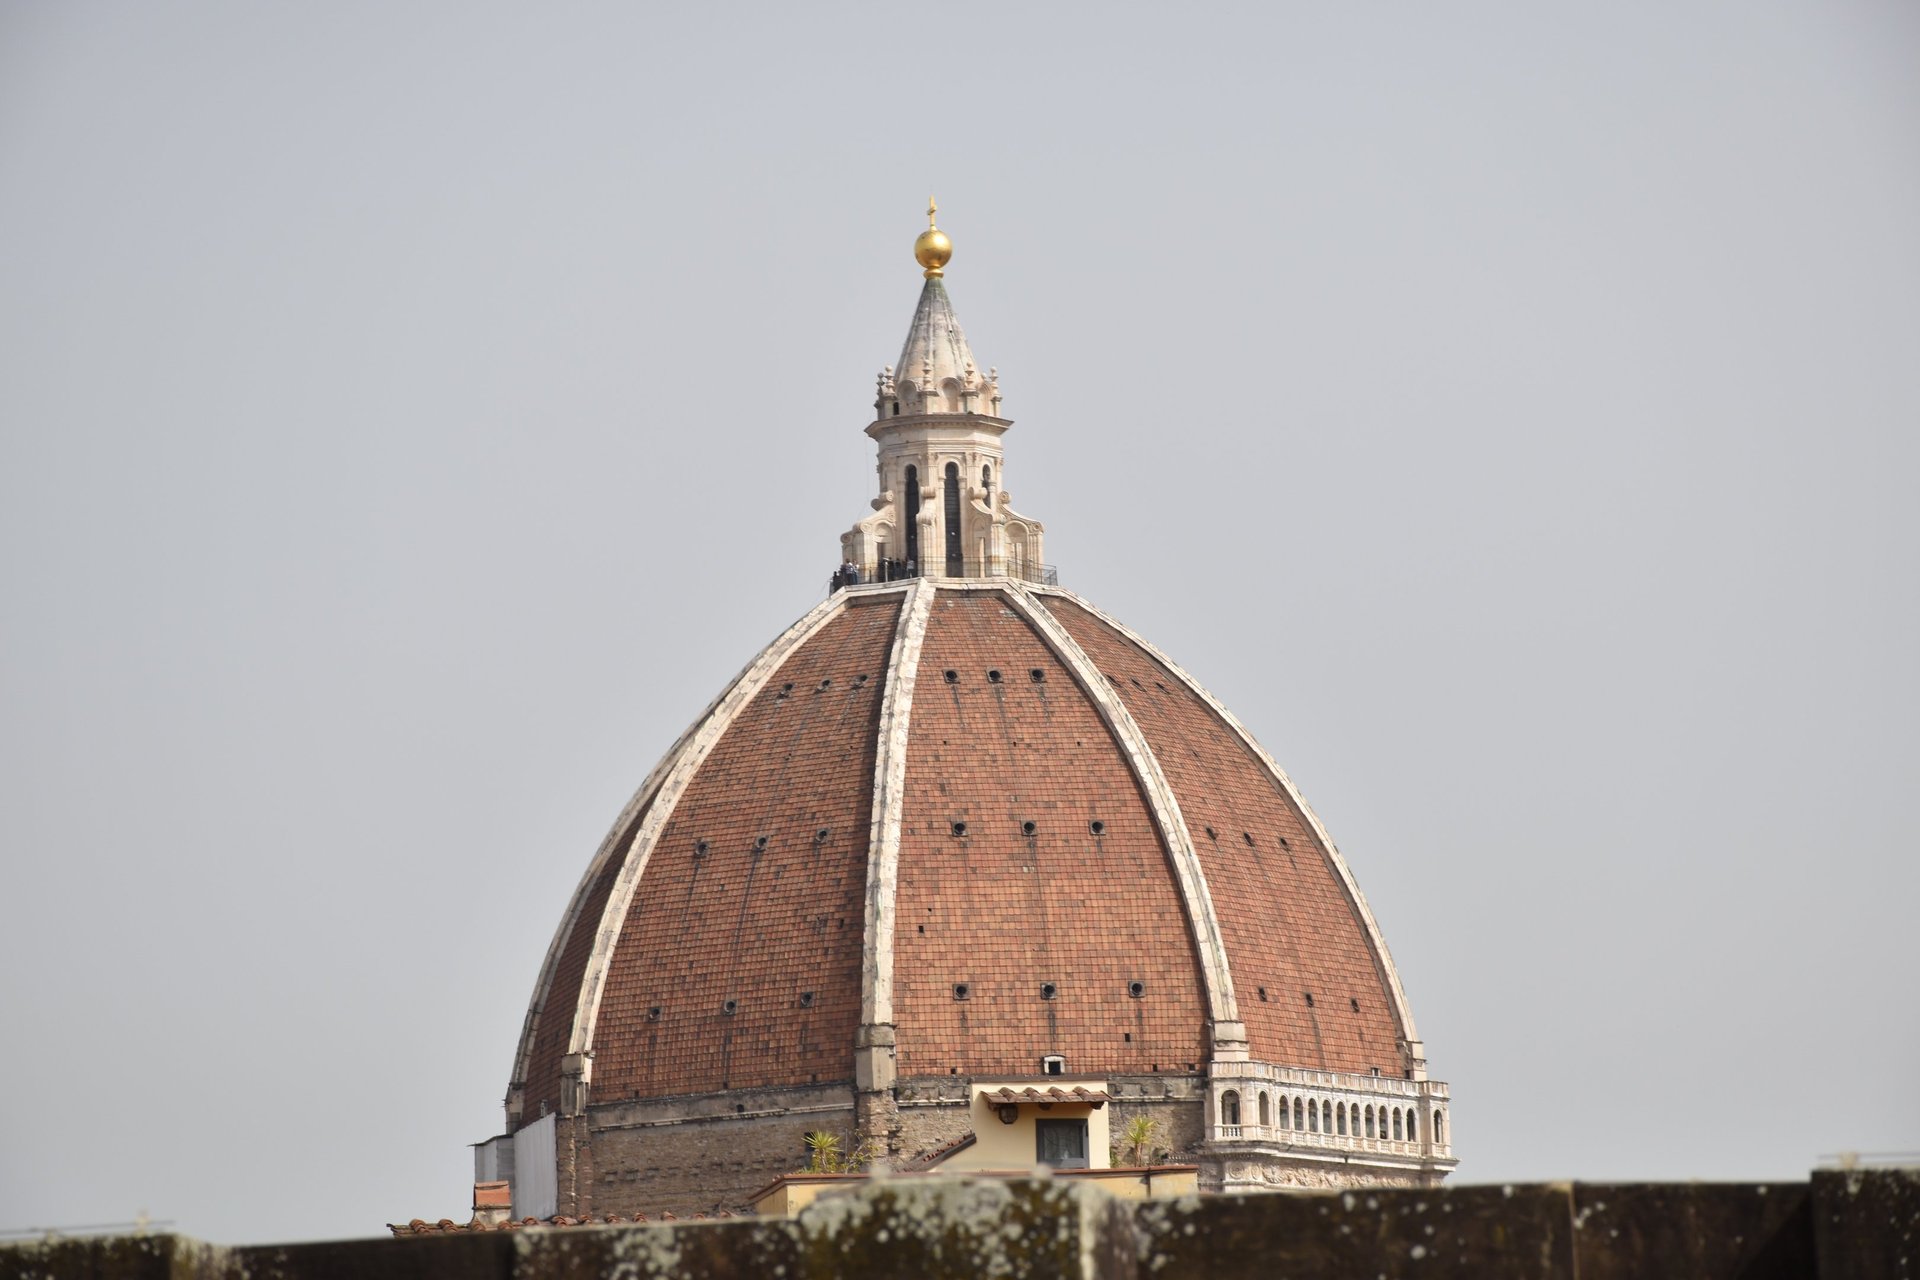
[894,278,983,413]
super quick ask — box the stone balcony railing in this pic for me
[829,558,1058,593]
[1205,1062,1454,1164]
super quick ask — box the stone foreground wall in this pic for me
[5,1168,1914,1280]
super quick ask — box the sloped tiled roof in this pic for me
[509,582,1420,1131]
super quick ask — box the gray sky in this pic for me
[2,0,1915,1245]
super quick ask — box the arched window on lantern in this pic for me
[904,465,921,568]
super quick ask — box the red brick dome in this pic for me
[508,579,1428,1124]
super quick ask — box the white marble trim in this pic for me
[1026,584,1424,1056]
[562,589,895,1073]
[858,578,936,1031]
[999,585,1245,1041]
[506,632,774,1114]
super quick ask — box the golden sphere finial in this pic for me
[913,195,952,278]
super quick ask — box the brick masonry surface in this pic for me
[1037,596,1406,1074]
[591,595,904,1099]
[892,590,1211,1078]
[588,1102,857,1217]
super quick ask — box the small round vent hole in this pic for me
[1030,668,1045,683]
[1128,980,1146,999]
[722,999,738,1015]
[1039,982,1058,1000]
[952,983,971,1000]
[950,821,968,838]
[799,991,815,1008]
[1021,820,1037,836]
[943,669,959,684]
[1089,820,1106,836]
[987,669,1003,683]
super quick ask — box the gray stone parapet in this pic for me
[5,1168,1912,1279]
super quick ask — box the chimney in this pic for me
[472,1180,512,1227]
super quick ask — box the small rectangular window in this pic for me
[1035,1118,1088,1169]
